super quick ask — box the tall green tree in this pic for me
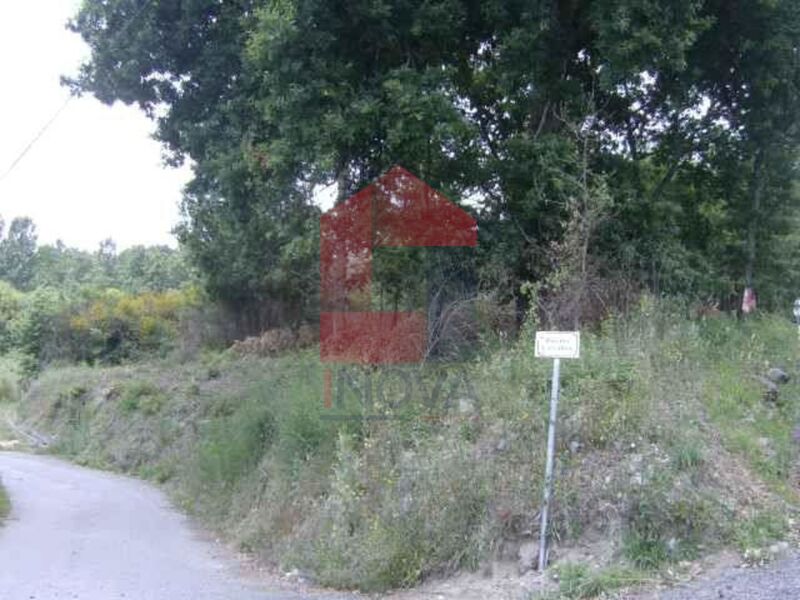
[0,217,38,291]
[66,0,800,317]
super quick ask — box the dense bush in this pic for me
[66,288,201,364]
[0,282,22,353]
[19,300,800,591]
[9,287,201,370]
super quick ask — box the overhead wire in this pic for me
[0,0,155,186]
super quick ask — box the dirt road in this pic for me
[0,452,344,600]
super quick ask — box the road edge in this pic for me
[0,478,9,523]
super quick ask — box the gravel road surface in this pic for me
[646,553,800,600]
[0,452,346,600]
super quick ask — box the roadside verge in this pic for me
[0,480,9,523]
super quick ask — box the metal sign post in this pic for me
[534,331,580,572]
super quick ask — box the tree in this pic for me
[66,0,800,316]
[0,217,38,290]
[116,245,194,292]
[96,238,118,286]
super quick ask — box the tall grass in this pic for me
[0,481,9,523]
[18,298,800,591]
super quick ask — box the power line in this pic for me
[0,0,156,186]
[0,94,74,184]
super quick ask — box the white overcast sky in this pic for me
[0,1,193,250]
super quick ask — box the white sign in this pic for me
[535,331,580,359]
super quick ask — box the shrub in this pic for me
[623,473,719,568]
[196,405,275,488]
[731,511,788,552]
[119,381,166,415]
[0,354,22,404]
[9,287,201,369]
[536,563,648,600]
[0,481,9,522]
[18,299,800,593]
[66,289,199,364]
[12,287,67,370]
[0,281,22,352]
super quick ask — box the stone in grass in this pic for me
[754,375,780,404]
[517,540,540,575]
[766,367,790,385]
[769,541,791,560]
[283,568,312,585]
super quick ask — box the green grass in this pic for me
[119,380,166,415]
[534,563,651,599]
[0,481,9,523]
[730,510,788,552]
[15,299,800,592]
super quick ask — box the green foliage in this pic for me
[0,216,195,295]
[669,436,705,472]
[34,242,194,294]
[542,563,648,600]
[0,354,23,404]
[0,481,9,524]
[9,286,200,370]
[65,0,800,317]
[119,381,166,416]
[622,470,720,569]
[12,287,67,370]
[0,281,23,352]
[306,432,493,591]
[19,303,800,592]
[0,217,37,290]
[67,288,200,364]
[195,397,276,490]
[698,317,800,488]
[731,511,788,552]
[0,212,202,368]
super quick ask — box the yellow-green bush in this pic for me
[67,288,200,362]
[18,300,800,592]
[13,287,201,368]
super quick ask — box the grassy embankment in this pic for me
[14,298,800,596]
[0,482,8,523]
[0,354,22,526]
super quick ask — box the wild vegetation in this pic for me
[9,299,798,593]
[1,0,800,597]
[0,482,8,524]
[0,219,211,372]
[66,0,800,327]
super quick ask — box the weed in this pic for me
[18,301,800,593]
[119,381,166,415]
[623,471,720,569]
[670,436,705,472]
[730,510,788,552]
[535,562,649,599]
[137,463,175,484]
[0,376,18,403]
[0,481,9,523]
